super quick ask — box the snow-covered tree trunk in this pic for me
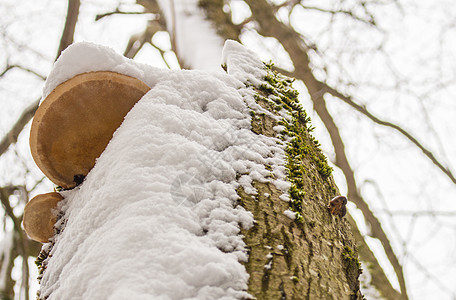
[33,41,362,299]
[224,46,361,299]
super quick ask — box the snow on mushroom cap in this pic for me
[38,41,289,299]
[42,42,166,101]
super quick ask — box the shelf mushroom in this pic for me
[23,192,64,243]
[24,71,150,242]
[30,71,151,189]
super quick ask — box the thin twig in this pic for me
[299,4,376,26]
[95,9,154,21]
[0,64,46,80]
[149,42,171,69]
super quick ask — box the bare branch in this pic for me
[299,4,376,26]
[0,186,22,231]
[149,43,171,69]
[0,233,17,300]
[56,0,80,60]
[123,20,163,59]
[323,84,456,185]
[95,9,155,22]
[138,0,186,68]
[0,64,14,77]
[0,0,81,157]
[0,64,46,80]
[0,99,39,156]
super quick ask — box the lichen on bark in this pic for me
[238,63,363,299]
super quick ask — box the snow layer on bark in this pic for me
[156,0,224,71]
[38,41,288,299]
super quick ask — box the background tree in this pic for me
[1,0,456,299]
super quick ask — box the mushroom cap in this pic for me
[23,192,64,243]
[30,71,150,189]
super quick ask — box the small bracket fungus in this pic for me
[30,71,151,189]
[328,195,348,218]
[23,192,64,243]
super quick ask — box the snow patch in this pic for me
[284,209,296,220]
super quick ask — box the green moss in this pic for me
[252,62,333,223]
[342,246,362,299]
[342,246,361,270]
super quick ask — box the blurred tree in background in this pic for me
[1,0,456,299]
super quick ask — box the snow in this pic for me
[283,209,296,220]
[359,263,384,299]
[38,41,290,299]
[42,41,165,100]
[279,193,290,202]
[155,0,225,70]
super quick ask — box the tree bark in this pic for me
[235,75,362,299]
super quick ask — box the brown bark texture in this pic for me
[233,66,363,299]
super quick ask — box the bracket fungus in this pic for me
[23,192,64,243]
[328,195,348,218]
[25,71,150,242]
[30,71,151,189]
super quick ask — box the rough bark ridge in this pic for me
[238,65,363,299]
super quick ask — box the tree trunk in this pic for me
[33,41,362,299]
[227,61,363,299]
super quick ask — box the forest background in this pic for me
[1,0,456,299]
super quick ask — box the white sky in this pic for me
[1,0,456,299]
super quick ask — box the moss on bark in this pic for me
[238,64,363,299]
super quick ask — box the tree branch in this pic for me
[137,0,186,68]
[149,42,172,69]
[322,84,456,185]
[0,0,81,157]
[299,4,376,26]
[0,99,39,156]
[0,64,46,80]
[56,0,80,60]
[95,9,154,21]
[123,20,162,59]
